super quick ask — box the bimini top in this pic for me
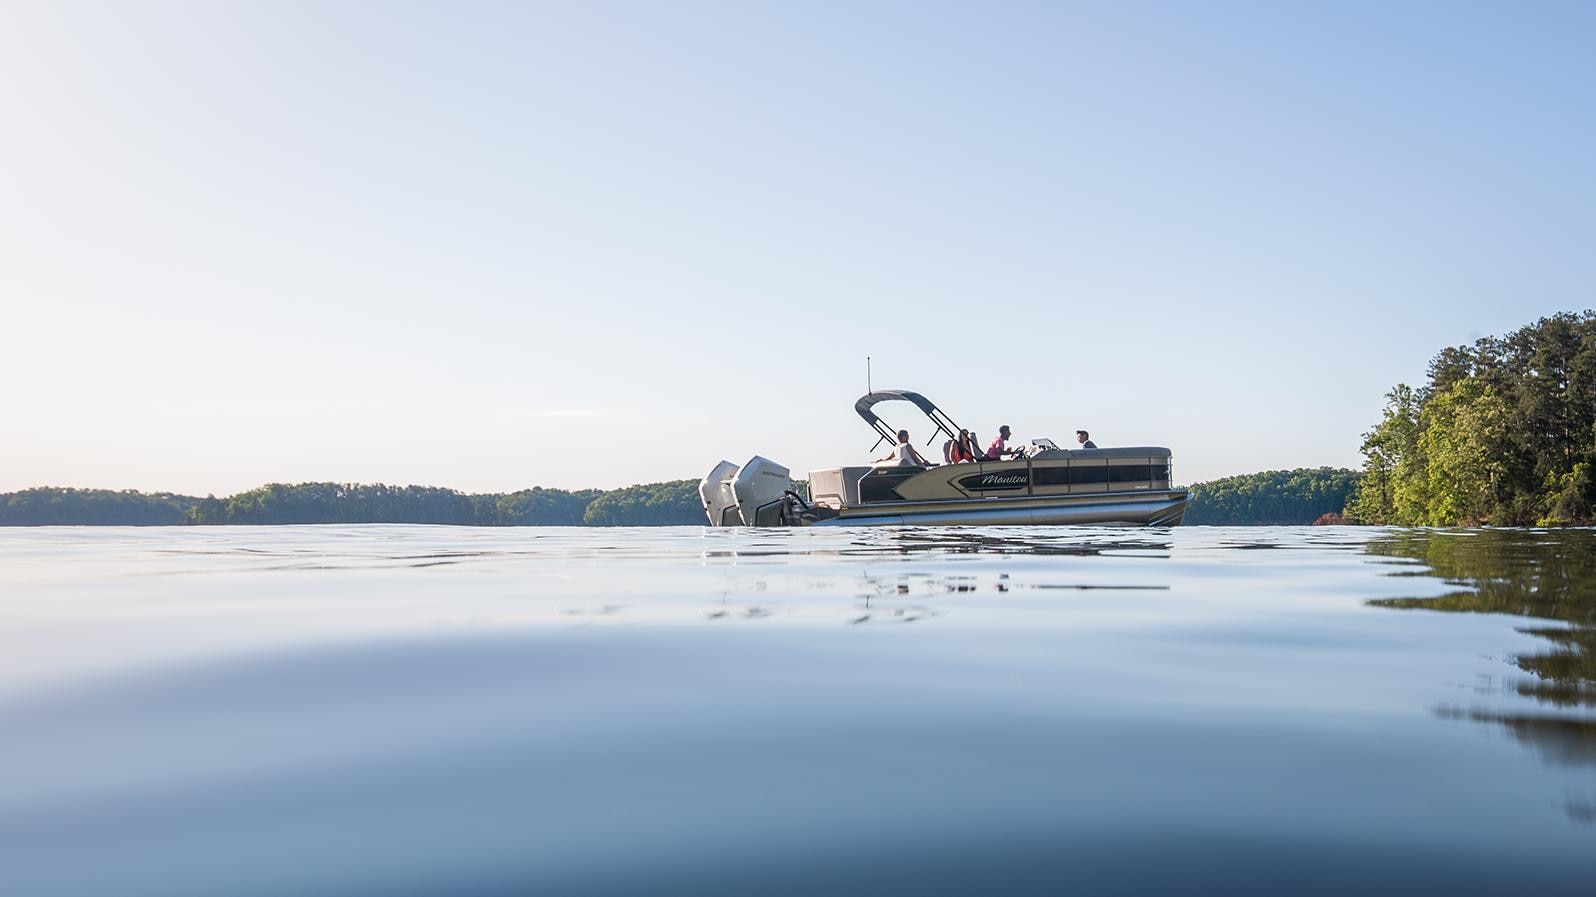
[853,390,941,427]
[853,389,963,451]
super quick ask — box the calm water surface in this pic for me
[1,525,1594,895]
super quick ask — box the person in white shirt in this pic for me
[875,429,932,466]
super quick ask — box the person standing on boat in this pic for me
[1076,430,1097,449]
[985,425,1020,460]
[875,430,932,467]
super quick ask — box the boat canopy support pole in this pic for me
[854,390,963,454]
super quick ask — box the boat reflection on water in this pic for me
[701,527,1174,561]
[1364,529,1596,820]
[855,528,1174,557]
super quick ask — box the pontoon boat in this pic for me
[700,390,1190,527]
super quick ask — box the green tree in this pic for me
[494,487,601,525]
[0,488,199,525]
[1348,385,1423,525]
[582,480,704,526]
[1351,311,1596,525]
[1186,468,1361,525]
[1415,378,1510,525]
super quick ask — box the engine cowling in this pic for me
[731,456,792,527]
[698,460,742,526]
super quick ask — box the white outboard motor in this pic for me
[699,460,743,526]
[732,456,793,527]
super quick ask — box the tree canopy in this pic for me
[582,480,705,526]
[1,481,701,527]
[1185,468,1361,525]
[0,488,197,525]
[1348,311,1596,525]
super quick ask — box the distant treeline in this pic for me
[1185,468,1360,526]
[0,489,200,526]
[8,469,1357,527]
[0,481,705,527]
[1348,311,1596,526]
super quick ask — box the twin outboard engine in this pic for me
[699,460,743,526]
[699,456,794,526]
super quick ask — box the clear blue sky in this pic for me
[2,1,1592,494]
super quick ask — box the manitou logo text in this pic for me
[959,472,1028,491]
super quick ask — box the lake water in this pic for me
[1,525,1593,895]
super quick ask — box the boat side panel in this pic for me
[811,492,1190,527]
[889,456,1173,502]
[890,461,1032,501]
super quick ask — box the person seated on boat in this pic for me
[949,429,977,463]
[985,425,1021,460]
[875,429,932,467]
[1076,430,1098,449]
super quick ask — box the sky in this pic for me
[2,1,1593,495]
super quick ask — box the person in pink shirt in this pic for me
[985,425,1020,460]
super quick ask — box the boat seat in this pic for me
[805,467,876,508]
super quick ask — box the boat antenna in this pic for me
[867,356,872,394]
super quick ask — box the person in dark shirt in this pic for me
[1076,430,1097,449]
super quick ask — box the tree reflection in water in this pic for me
[1366,529,1596,820]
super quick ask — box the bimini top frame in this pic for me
[854,389,964,453]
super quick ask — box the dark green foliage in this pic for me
[184,483,484,525]
[582,480,704,526]
[1186,468,1361,525]
[1350,311,1596,525]
[189,481,701,526]
[2,481,699,526]
[0,488,199,525]
[494,487,602,526]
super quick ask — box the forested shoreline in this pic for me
[1185,468,1359,526]
[1347,311,1596,526]
[0,482,705,527]
[2,468,1357,527]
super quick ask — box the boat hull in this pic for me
[807,488,1189,527]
